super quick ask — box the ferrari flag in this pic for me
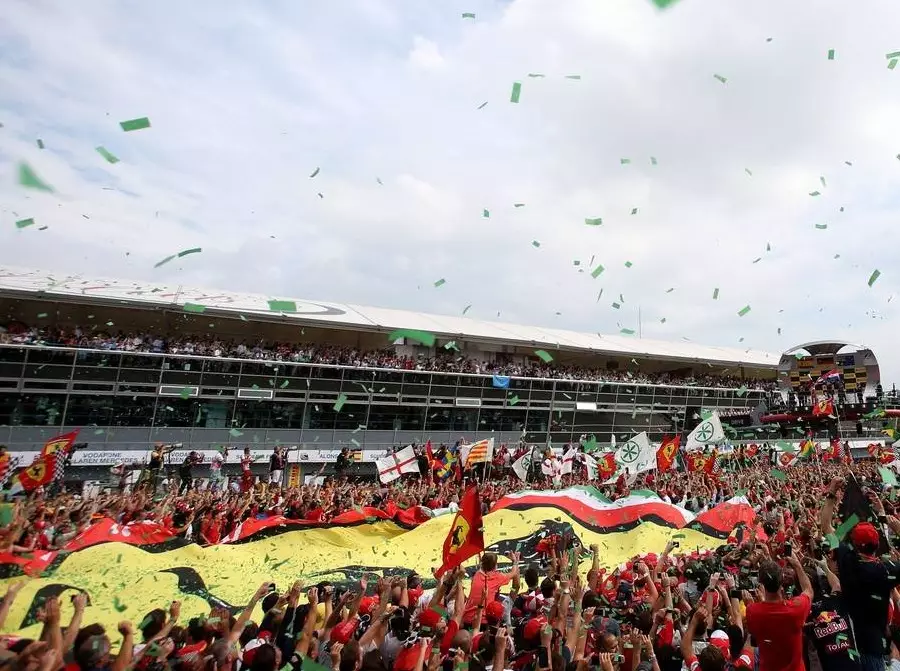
[436,486,484,577]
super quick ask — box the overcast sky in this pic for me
[2,0,900,379]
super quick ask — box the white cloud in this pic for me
[1,0,900,379]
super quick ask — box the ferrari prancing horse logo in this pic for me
[448,517,470,553]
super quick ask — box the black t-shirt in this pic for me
[835,543,900,654]
[807,593,860,671]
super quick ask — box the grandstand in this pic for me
[0,266,786,479]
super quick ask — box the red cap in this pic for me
[418,608,442,631]
[850,522,880,550]
[485,600,505,622]
[330,619,357,644]
[359,596,379,616]
[523,616,548,642]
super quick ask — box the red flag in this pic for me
[880,447,896,465]
[778,451,798,468]
[685,452,710,473]
[745,444,759,458]
[813,398,834,417]
[435,486,484,578]
[15,453,57,492]
[596,453,617,480]
[40,430,79,458]
[824,439,840,462]
[656,436,680,472]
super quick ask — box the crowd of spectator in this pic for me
[0,323,777,391]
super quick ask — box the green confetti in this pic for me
[229,428,243,437]
[815,223,828,230]
[268,300,297,312]
[461,12,475,18]
[483,209,490,218]
[15,217,35,229]
[712,288,719,300]
[631,208,638,215]
[508,394,520,406]
[591,264,605,279]
[879,466,899,487]
[36,139,44,149]
[624,261,633,268]
[513,203,525,208]
[179,387,193,400]
[433,278,446,288]
[889,59,898,70]
[182,303,206,313]
[737,305,751,317]
[153,254,177,268]
[178,247,202,258]
[564,75,581,80]
[462,304,472,315]
[36,312,48,318]
[584,217,603,226]
[651,0,682,8]
[612,302,621,309]
[387,329,436,347]
[650,156,658,165]
[827,49,835,60]
[334,393,348,412]
[477,101,488,109]
[96,146,120,164]
[745,168,753,176]
[660,317,667,323]
[666,287,674,293]
[620,328,635,335]
[119,117,151,132]
[820,176,827,187]
[280,380,290,389]
[752,257,761,264]
[810,191,821,197]
[113,596,127,612]
[868,269,881,287]
[886,51,900,60]
[527,73,545,78]
[620,158,631,165]
[770,469,787,481]
[444,340,459,351]
[18,162,54,192]
[531,240,541,248]
[713,74,727,84]
[510,81,522,103]
[534,349,553,363]
[736,386,748,396]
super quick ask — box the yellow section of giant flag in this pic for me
[0,507,724,642]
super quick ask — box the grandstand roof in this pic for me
[0,266,778,368]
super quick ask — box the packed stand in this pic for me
[5,452,900,671]
[0,323,775,391]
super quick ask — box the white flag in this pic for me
[613,432,656,474]
[376,445,419,484]
[685,412,725,452]
[561,447,578,475]
[512,452,531,481]
[583,453,598,480]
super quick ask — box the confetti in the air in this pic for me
[531,240,541,248]
[483,209,490,218]
[461,12,475,18]
[434,278,446,288]
[95,146,120,164]
[827,49,835,60]
[620,158,631,165]
[387,329,436,346]
[462,305,472,315]
[564,75,582,80]
[534,349,554,363]
[120,117,151,132]
[510,82,522,103]
[809,191,821,197]
[182,303,206,313]
[631,208,638,215]
[713,74,727,84]
[15,218,35,229]
[477,101,488,109]
[737,305,752,317]
[309,167,320,178]
[815,223,828,230]
[527,73,545,78]
[868,269,881,287]
[333,394,348,412]
[620,328,635,335]
[36,139,44,149]
[18,162,54,192]
[591,264,605,279]
[584,217,603,226]
[712,288,719,300]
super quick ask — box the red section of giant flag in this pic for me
[436,486,484,578]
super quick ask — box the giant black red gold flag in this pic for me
[435,485,484,577]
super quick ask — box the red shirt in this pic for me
[463,570,511,623]
[746,593,811,671]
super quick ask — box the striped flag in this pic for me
[0,455,19,490]
[460,438,494,468]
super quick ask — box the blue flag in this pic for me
[492,375,510,389]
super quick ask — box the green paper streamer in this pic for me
[120,117,151,132]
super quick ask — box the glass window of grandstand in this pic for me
[153,398,203,427]
[237,361,278,391]
[118,353,164,384]
[529,379,554,402]
[365,404,401,431]
[0,347,27,379]
[428,373,457,399]
[597,383,617,406]
[425,408,452,432]
[0,393,65,426]
[199,357,241,386]
[305,401,337,430]
[400,371,431,400]
[73,350,120,381]
[392,405,426,431]
[478,408,525,432]
[64,395,157,427]
[160,357,202,386]
[525,409,549,434]
[232,400,304,429]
